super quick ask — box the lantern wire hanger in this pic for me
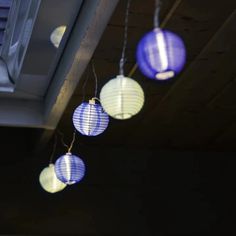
[119,0,131,75]
[57,129,76,153]
[82,68,90,102]
[154,0,161,29]
[49,133,57,164]
[82,61,99,103]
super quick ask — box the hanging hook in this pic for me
[81,69,90,102]
[68,130,76,153]
[57,129,76,153]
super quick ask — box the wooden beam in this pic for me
[44,0,119,128]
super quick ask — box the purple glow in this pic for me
[136,28,186,80]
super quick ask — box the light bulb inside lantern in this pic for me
[39,164,66,193]
[100,75,144,120]
[155,71,175,80]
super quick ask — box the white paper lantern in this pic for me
[50,25,66,48]
[100,75,144,119]
[39,164,66,193]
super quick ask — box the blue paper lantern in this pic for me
[55,152,85,185]
[136,28,186,80]
[72,99,109,136]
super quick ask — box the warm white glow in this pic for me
[64,154,72,183]
[156,29,168,71]
[100,75,144,120]
[84,102,92,135]
[50,25,66,48]
[39,164,66,193]
[155,71,175,80]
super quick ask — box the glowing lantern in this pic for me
[39,164,66,193]
[136,28,186,80]
[100,75,144,120]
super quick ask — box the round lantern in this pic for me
[55,152,85,185]
[100,75,144,120]
[136,28,186,80]
[50,25,66,48]
[72,98,109,136]
[39,164,66,193]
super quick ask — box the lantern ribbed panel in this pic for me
[39,164,66,193]
[72,102,109,136]
[100,75,144,120]
[55,153,85,185]
[137,28,186,80]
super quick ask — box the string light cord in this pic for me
[91,61,98,98]
[82,69,90,101]
[57,130,77,153]
[154,0,162,28]
[49,134,57,164]
[119,0,132,75]
[68,130,76,153]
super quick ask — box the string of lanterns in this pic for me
[39,131,86,193]
[39,0,186,193]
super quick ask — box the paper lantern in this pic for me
[100,75,144,120]
[136,28,186,80]
[50,25,66,48]
[55,152,85,185]
[39,164,66,193]
[72,99,109,136]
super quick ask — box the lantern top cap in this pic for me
[88,97,100,104]
[49,163,54,167]
[117,74,124,79]
[153,27,161,32]
[89,99,96,105]
[116,75,133,80]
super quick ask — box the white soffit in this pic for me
[0,0,119,129]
